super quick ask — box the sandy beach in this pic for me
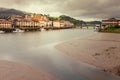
[56,33,120,76]
[0,60,56,80]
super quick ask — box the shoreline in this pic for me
[55,33,120,76]
[0,60,56,80]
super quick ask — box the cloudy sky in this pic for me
[0,0,119,21]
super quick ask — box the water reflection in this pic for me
[0,29,119,80]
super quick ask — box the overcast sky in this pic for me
[0,0,119,21]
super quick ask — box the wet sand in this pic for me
[56,33,120,75]
[0,60,56,80]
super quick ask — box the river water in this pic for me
[0,28,120,80]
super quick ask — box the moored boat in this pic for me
[13,28,24,33]
[0,31,5,33]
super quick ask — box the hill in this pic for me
[0,7,25,19]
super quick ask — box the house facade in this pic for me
[16,20,40,29]
[53,20,74,28]
[0,19,13,28]
[102,18,120,26]
[25,14,49,27]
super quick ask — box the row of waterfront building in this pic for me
[0,14,74,32]
[2,14,119,32]
[102,18,120,26]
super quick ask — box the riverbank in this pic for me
[0,60,56,80]
[100,25,120,33]
[55,33,120,76]
[100,28,120,33]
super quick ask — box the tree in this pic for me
[59,15,85,26]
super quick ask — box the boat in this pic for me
[40,28,45,31]
[0,31,5,33]
[13,28,24,33]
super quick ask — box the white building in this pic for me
[16,20,40,29]
[53,20,74,28]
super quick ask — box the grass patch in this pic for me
[100,25,120,33]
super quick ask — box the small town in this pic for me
[0,14,74,33]
[0,12,120,33]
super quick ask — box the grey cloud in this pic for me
[59,0,120,19]
[0,0,120,20]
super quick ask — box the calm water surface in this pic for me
[0,29,120,80]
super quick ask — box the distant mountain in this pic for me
[0,8,9,11]
[0,7,25,19]
[86,21,101,25]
